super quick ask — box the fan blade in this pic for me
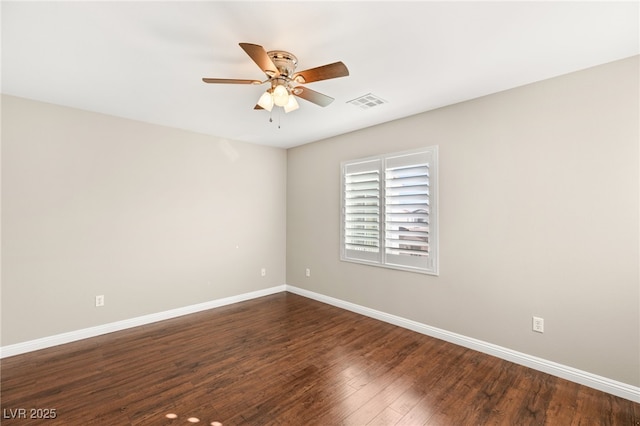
[254,104,264,110]
[293,86,334,107]
[202,78,262,84]
[292,61,349,84]
[239,43,279,77]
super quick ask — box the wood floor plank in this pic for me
[342,374,412,424]
[1,292,638,425]
[367,406,404,425]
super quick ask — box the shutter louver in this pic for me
[384,151,436,272]
[385,164,430,257]
[342,159,381,263]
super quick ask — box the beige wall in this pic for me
[1,95,287,345]
[287,56,640,386]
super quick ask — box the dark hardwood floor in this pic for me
[1,292,638,425]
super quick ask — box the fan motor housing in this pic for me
[267,50,298,77]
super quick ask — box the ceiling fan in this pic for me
[202,43,349,113]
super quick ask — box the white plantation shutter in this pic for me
[341,147,438,275]
[342,159,382,263]
[384,151,436,272]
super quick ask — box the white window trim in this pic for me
[340,146,439,276]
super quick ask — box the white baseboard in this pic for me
[284,285,640,403]
[0,285,286,359]
[3,283,638,403]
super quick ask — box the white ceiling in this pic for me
[2,1,638,149]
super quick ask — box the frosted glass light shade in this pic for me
[273,84,289,107]
[257,91,274,111]
[284,95,299,113]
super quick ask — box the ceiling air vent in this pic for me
[347,93,387,110]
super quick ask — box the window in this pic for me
[341,146,438,275]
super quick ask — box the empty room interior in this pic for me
[1,1,639,425]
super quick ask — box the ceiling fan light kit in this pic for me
[257,90,274,112]
[272,83,290,107]
[202,43,349,115]
[284,94,299,113]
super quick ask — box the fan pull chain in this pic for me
[266,108,283,129]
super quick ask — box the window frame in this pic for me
[340,146,439,276]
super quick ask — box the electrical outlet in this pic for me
[532,316,544,333]
[261,268,266,277]
[305,268,311,277]
[95,295,105,307]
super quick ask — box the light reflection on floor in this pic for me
[334,349,434,423]
[165,412,222,425]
